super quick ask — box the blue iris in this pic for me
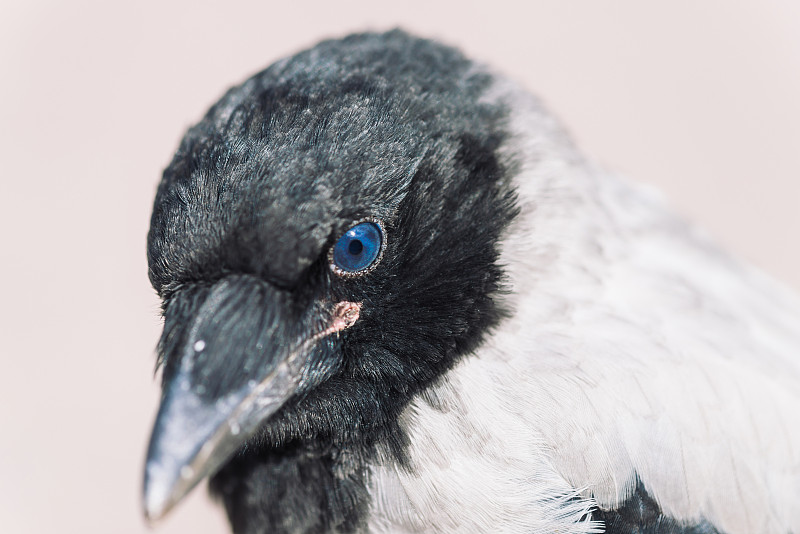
[332,222,383,273]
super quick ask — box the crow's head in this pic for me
[143,30,519,522]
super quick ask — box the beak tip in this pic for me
[142,494,163,525]
[142,506,158,527]
[142,461,177,525]
[142,490,173,526]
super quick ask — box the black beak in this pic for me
[142,275,359,521]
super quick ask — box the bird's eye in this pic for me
[330,221,384,276]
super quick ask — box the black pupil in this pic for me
[348,239,364,255]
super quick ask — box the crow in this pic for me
[143,30,800,534]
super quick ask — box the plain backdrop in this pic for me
[1,1,799,533]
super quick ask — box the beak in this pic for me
[142,275,359,522]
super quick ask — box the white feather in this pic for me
[366,73,800,534]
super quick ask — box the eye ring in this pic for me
[328,217,386,278]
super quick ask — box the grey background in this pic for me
[1,1,798,533]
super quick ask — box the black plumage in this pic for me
[595,481,721,534]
